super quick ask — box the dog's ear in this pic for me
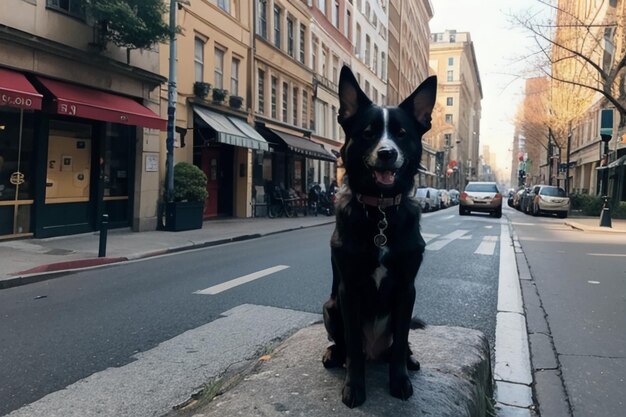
[338,65,372,123]
[399,76,437,131]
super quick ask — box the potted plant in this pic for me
[212,88,228,103]
[193,81,211,99]
[165,162,208,231]
[229,95,244,109]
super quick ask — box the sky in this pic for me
[429,0,545,178]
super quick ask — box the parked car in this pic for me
[512,188,525,210]
[530,185,570,218]
[448,189,460,205]
[438,189,450,208]
[459,181,503,218]
[519,186,537,214]
[414,187,440,212]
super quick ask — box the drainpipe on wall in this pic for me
[165,0,178,203]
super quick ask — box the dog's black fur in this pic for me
[322,66,437,408]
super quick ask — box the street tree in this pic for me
[512,0,624,144]
[85,0,171,60]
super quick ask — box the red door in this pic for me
[202,147,219,218]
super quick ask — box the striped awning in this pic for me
[193,106,269,151]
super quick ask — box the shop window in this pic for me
[46,120,92,203]
[0,109,36,235]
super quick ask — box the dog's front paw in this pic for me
[407,354,421,371]
[322,345,345,368]
[390,374,413,400]
[342,381,366,408]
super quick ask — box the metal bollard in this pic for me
[599,196,612,228]
[98,213,109,257]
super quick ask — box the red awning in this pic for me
[0,68,43,110]
[36,77,166,130]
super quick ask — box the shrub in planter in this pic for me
[212,88,228,103]
[173,162,208,203]
[193,82,211,99]
[229,95,244,109]
[613,201,626,219]
[581,194,603,216]
[166,162,208,231]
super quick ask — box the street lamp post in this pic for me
[165,0,178,203]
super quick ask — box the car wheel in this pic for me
[495,208,502,218]
[459,206,466,216]
[424,203,430,212]
[557,211,567,219]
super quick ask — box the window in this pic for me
[318,0,326,14]
[46,0,84,18]
[231,58,240,96]
[448,57,454,66]
[257,69,265,114]
[332,56,339,84]
[322,49,327,78]
[331,105,337,139]
[445,114,453,124]
[332,1,339,28]
[302,90,308,128]
[194,37,204,82]
[447,70,453,82]
[355,25,361,56]
[446,97,453,106]
[373,44,379,74]
[257,0,267,39]
[372,88,378,104]
[381,52,386,78]
[299,24,306,64]
[450,34,456,42]
[365,35,371,66]
[365,80,370,97]
[214,48,225,89]
[293,87,299,126]
[365,1,370,20]
[217,0,230,13]
[312,37,318,71]
[282,82,289,122]
[274,6,282,48]
[287,18,294,57]
[444,133,452,146]
[345,11,351,38]
[271,76,278,118]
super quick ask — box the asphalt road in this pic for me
[509,208,626,417]
[0,206,504,416]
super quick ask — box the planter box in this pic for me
[229,95,243,109]
[212,89,228,103]
[165,201,204,231]
[194,82,210,99]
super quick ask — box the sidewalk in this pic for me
[564,215,626,233]
[0,215,335,289]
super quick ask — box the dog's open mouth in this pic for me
[372,170,397,186]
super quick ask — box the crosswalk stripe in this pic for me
[426,229,469,251]
[474,236,498,255]
[422,233,440,243]
[194,265,290,295]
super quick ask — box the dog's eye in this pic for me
[397,128,406,138]
[362,126,374,139]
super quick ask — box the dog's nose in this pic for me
[377,147,398,161]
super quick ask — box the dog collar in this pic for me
[356,193,402,209]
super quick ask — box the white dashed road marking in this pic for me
[474,236,498,255]
[195,265,290,295]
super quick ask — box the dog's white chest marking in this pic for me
[372,246,389,289]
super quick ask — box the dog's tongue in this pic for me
[374,170,395,185]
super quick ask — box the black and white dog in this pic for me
[322,66,437,408]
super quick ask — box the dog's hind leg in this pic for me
[322,296,346,368]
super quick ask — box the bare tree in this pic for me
[513,0,625,142]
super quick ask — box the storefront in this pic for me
[255,123,336,196]
[192,106,269,218]
[0,67,165,239]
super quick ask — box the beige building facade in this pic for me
[429,30,482,190]
[160,0,264,219]
[0,0,165,239]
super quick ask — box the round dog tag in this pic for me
[374,233,387,247]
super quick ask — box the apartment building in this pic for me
[307,0,352,186]
[429,30,482,190]
[387,0,433,105]
[161,0,267,219]
[253,0,336,198]
[351,0,388,107]
[0,0,165,239]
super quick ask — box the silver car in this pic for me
[530,185,570,218]
[459,181,503,218]
[414,187,440,212]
